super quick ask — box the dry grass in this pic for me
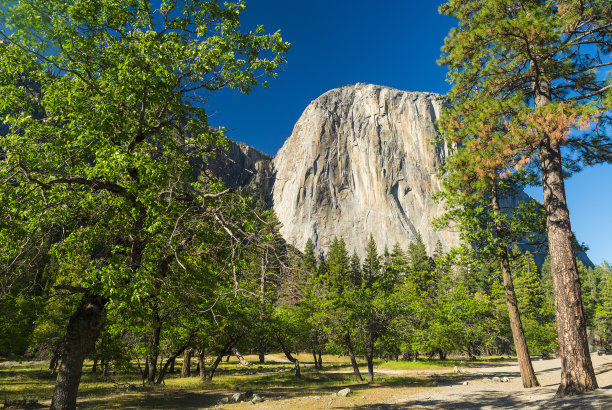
[0,354,442,408]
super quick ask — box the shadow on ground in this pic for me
[341,388,612,409]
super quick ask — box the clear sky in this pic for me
[207,0,612,266]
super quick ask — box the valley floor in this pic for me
[2,354,611,409]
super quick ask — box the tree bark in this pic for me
[312,351,319,368]
[231,347,250,366]
[277,335,297,363]
[259,249,268,364]
[294,359,301,377]
[491,184,540,388]
[345,333,363,382]
[207,338,236,381]
[198,349,207,381]
[146,308,162,383]
[50,294,106,410]
[318,351,322,368]
[181,348,192,377]
[156,341,191,384]
[365,329,375,384]
[540,137,598,396]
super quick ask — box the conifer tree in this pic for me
[362,234,381,288]
[439,0,610,395]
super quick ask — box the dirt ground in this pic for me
[227,353,612,409]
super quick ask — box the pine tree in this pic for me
[302,238,318,283]
[406,233,435,295]
[362,234,380,288]
[439,0,610,395]
[349,251,363,289]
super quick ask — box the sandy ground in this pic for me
[228,353,612,409]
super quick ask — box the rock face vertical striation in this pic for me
[271,84,458,257]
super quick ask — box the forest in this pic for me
[0,0,611,409]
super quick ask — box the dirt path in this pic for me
[230,353,612,409]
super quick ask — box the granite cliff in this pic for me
[271,84,457,257]
[215,83,591,265]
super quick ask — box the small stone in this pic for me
[454,366,459,373]
[231,392,243,403]
[219,397,229,404]
[482,377,490,382]
[338,388,351,397]
[502,376,509,382]
[462,381,469,386]
[492,377,501,383]
[251,394,264,403]
[331,393,337,397]
[431,380,438,386]
[313,396,321,400]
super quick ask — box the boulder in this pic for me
[338,388,351,397]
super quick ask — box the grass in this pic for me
[0,354,489,408]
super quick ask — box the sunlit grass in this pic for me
[0,354,465,406]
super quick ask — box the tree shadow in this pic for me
[344,387,612,409]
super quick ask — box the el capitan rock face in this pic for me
[271,84,458,257]
[212,83,593,266]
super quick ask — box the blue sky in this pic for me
[207,0,612,266]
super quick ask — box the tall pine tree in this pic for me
[439,0,611,396]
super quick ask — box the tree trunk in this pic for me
[539,137,598,396]
[101,359,108,377]
[198,349,207,381]
[181,348,192,377]
[491,184,540,388]
[232,347,250,366]
[146,309,162,383]
[277,335,297,363]
[50,294,106,410]
[366,329,375,384]
[318,351,322,368]
[91,358,97,374]
[312,351,319,368]
[345,333,363,382]
[169,357,175,374]
[294,359,301,377]
[156,342,191,384]
[208,338,236,381]
[259,249,268,364]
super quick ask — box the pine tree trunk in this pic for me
[491,184,540,388]
[50,294,106,410]
[345,333,363,382]
[540,137,598,397]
